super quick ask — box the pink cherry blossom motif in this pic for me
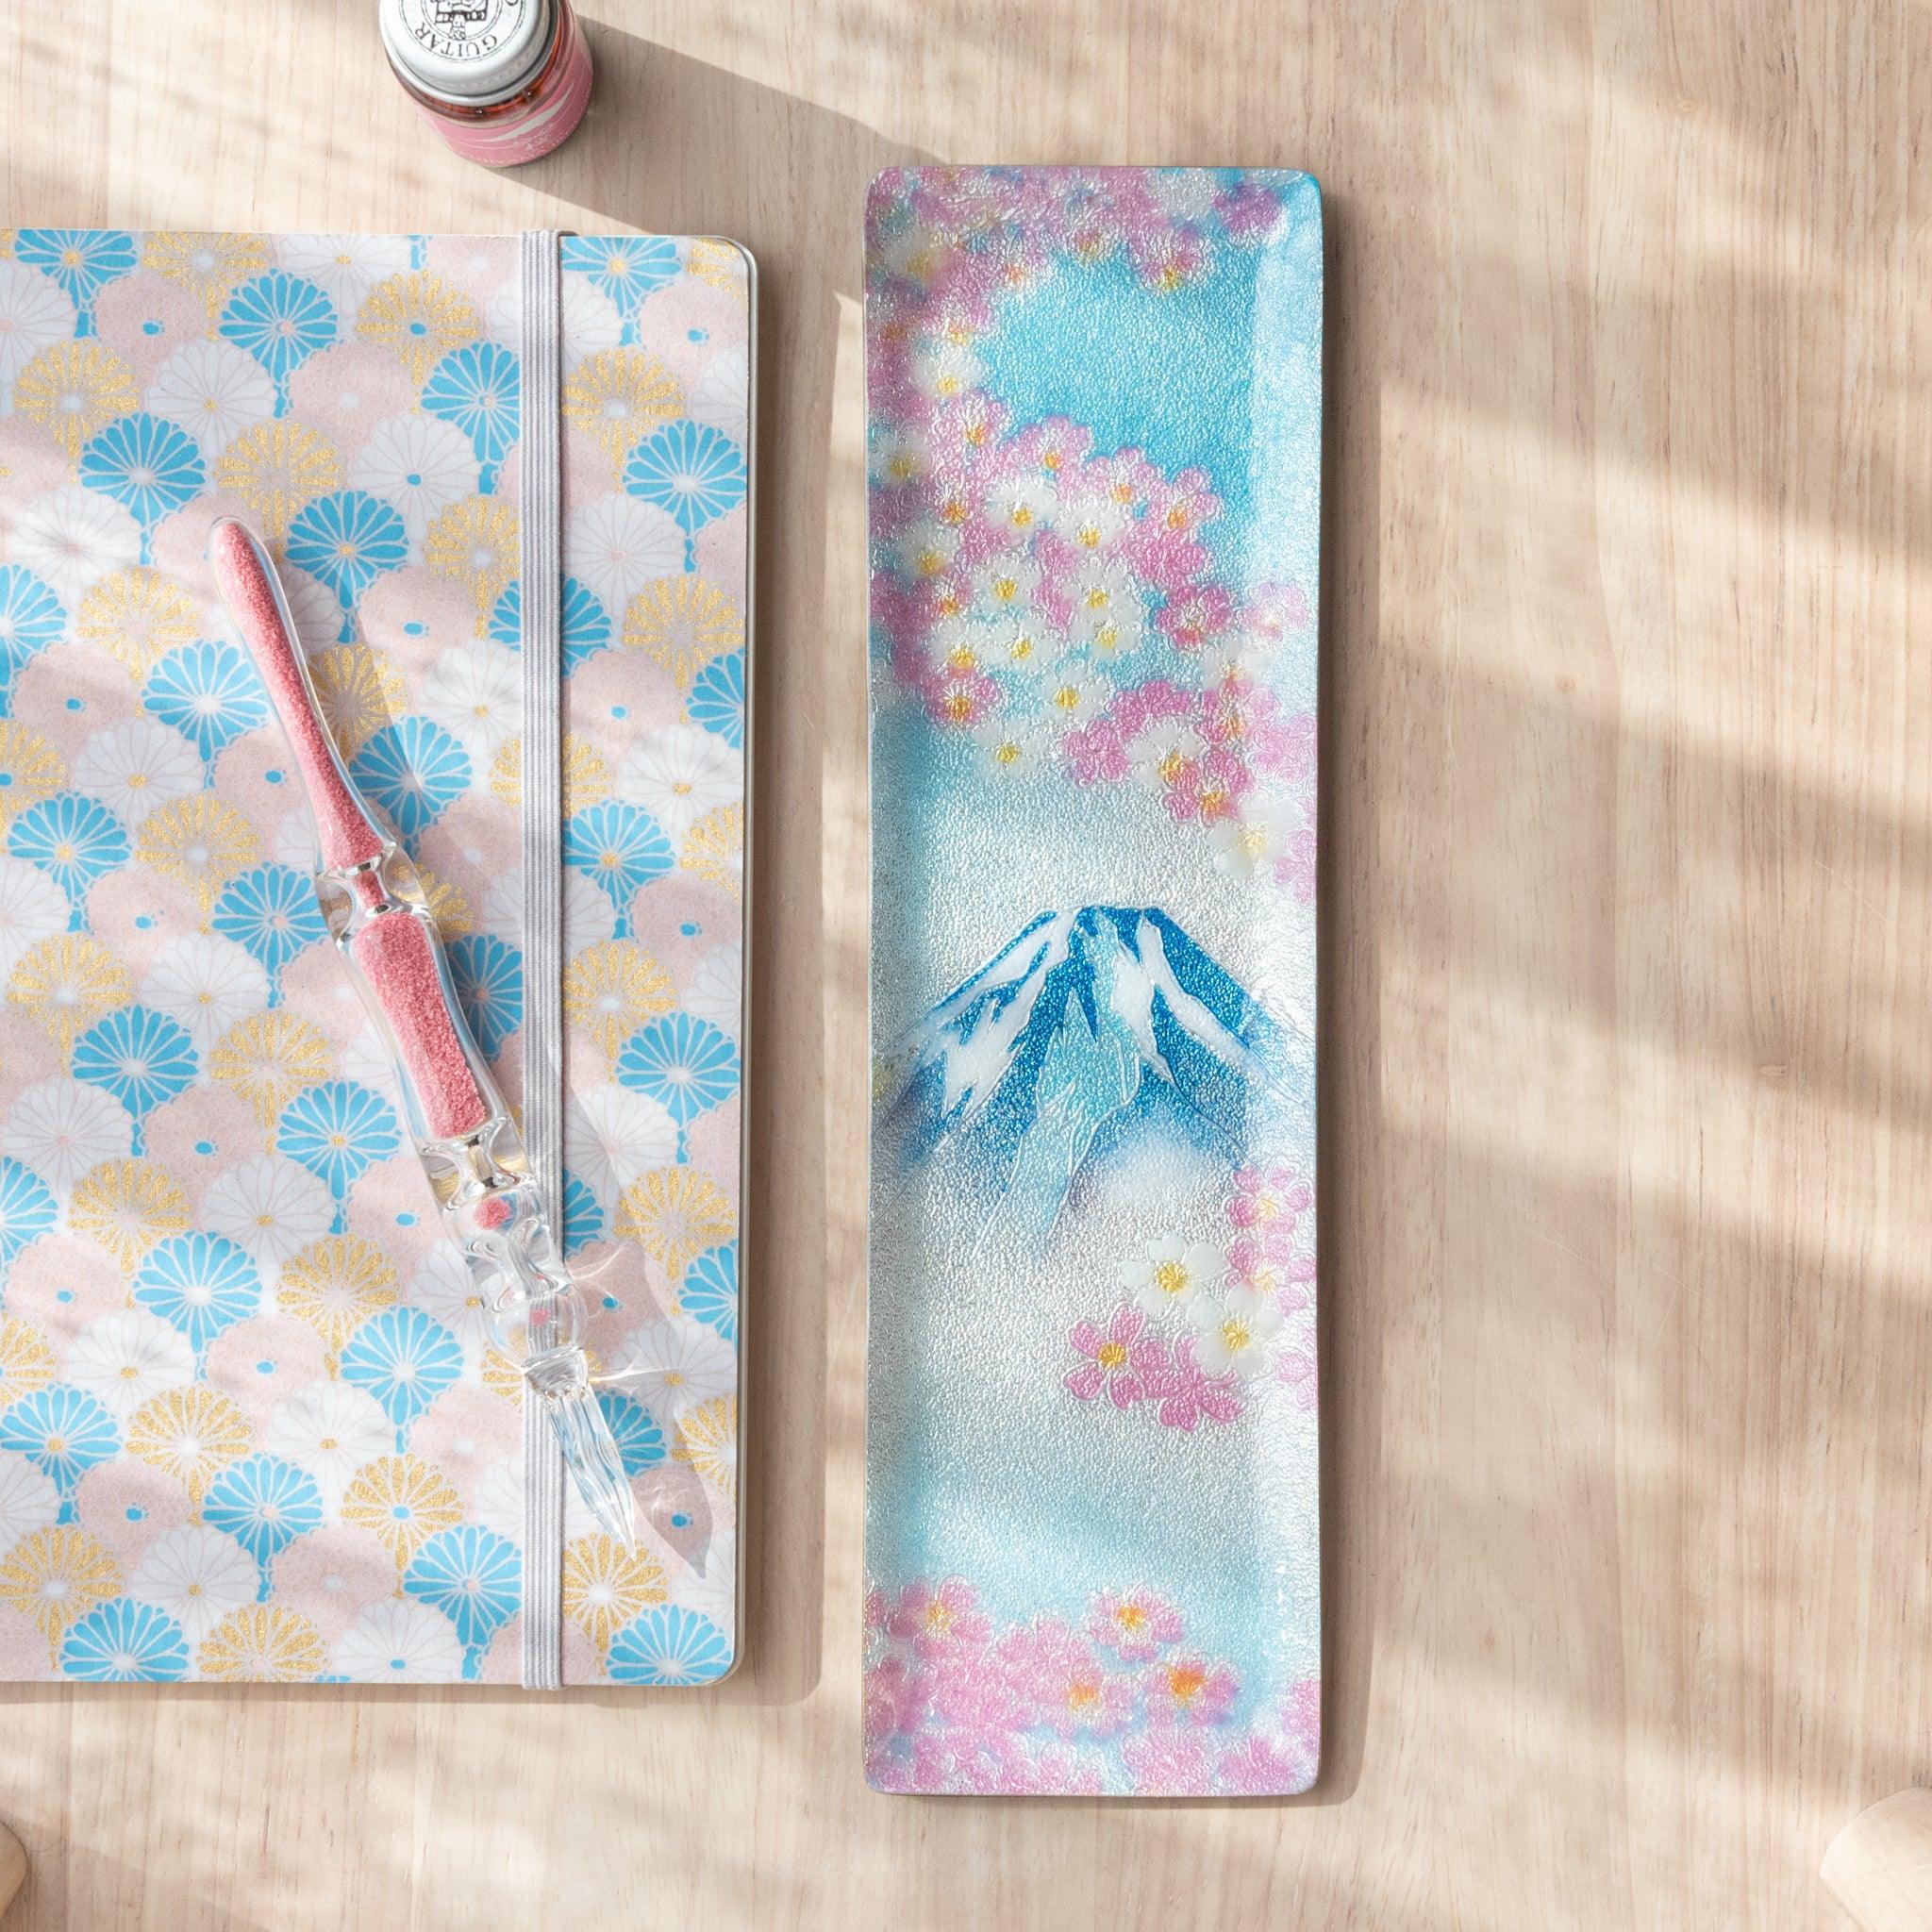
[1277,1342,1319,1412]
[1063,1306,1166,1407]
[1164,744,1252,826]
[1143,1333,1245,1431]
[1144,1650,1240,1727]
[1219,1674,1321,1791]
[1122,1727,1215,1796]
[862,1652,932,1751]
[930,1641,1035,1737]
[1157,582,1235,654]
[1088,1586,1185,1664]
[910,1722,1020,1796]
[1215,179,1291,244]
[994,1615,1135,1739]
[887,1575,991,1659]
[1226,1164,1312,1232]
[1001,1744,1106,1797]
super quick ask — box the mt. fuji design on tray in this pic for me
[876,906,1309,1244]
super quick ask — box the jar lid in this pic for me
[379,0,557,108]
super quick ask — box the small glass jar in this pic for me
[379,0,593,167]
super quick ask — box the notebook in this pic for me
[864,167,1321,1794]
[0,227,751,1688]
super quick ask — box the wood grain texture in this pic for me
[2,1,1927,1925]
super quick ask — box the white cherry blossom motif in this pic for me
[129,1524,259,1644]
[65,1309,195,1423]
[0,858,72,979]
[199,1154,336,1268]
[70,717,206,830]
[145,339,275,457]
[1121,1237,1225,1321]
[565,1088,679,1213]
[140,933,270,1054]
[264,1379,392,1512]
[564,494,684,608]
[1188,1287,1283,1379]
[1209,799,1299,884]
[4,1076,132,1194]
[334,1596,464,1684]
[608,1313,735,1425]
[8,485,140,604]
[350,412,479,545]
[0,261,76,391]
[687,346,748,436]
[419,641,520,762]
[612,726,741,844]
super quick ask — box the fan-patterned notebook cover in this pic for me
[865,168,1321,1795]
[0,229,748,1688]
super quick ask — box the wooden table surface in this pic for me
[3,1,1927,1926]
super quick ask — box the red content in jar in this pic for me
[380,0,593,168]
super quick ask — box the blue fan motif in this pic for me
[77,412,205,561]
[210,861,327,1001]
[624,421,746,564]
[562,799,673,940]
[559,233,679,318]
[15,229,137,331]
[403,1524,520,1675]
[8,790,129,923]
[338,1305,463,1444]
[202,1454,324,1598]
[490,575,611,674]
[276,1078,399,1226]
[132,1230,260,1369]
[681,1243,739,1343]
[286,490,408,622]
[596,1391,666,1476]
[421,340,520,486]
[72,1005,196,1157]
[0,1384,118,1521]
[142,639,270,766]
[615,1011,740,1159]
[218,271,337,408]
[0,1158,57,1267]
[561,1170,603,1255]
[346,715,470,844]
[686,649,744,749]
[607,1604,732,1686]
[0,566,65,687]
[447,932,522,1059]
[61,1597,189,1681]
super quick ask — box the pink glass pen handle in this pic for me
[208,519,636,1549]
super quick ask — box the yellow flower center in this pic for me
[1168,1662,1207,1703]
[1095,1340,1127,1371]
[1221,1317,1252,1355]
[1115,1603,1147,1633]
[1153,1259,1190,1299]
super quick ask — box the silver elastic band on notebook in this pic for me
[518,228,565,1691]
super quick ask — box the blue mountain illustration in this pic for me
[876,907,1310,1242]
